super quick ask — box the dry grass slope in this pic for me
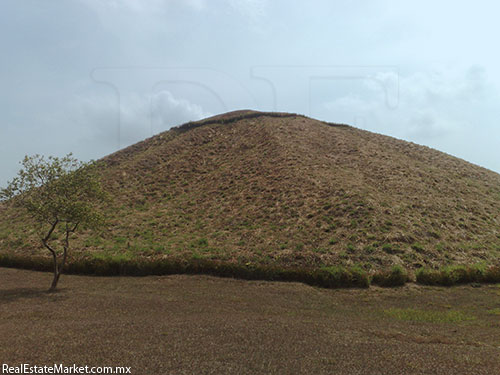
[1,110,500,284]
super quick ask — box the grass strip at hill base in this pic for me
[0,253,369,288]
[1,253,499,288]
[371,265,409,287]
[416,264,500,286]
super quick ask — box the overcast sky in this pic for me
[2,0,500,186]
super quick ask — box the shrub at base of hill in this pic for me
[0,253,371,288]
[481,265,500,283]
[0,253,52,272]
[316,266,370,288]
[416,264,500,286]
[2,252,498,288]
[371,265,408,287]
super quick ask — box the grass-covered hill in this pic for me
[1,110,500,285]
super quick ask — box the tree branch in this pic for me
[70,222,79,233]
[42,219,59,249]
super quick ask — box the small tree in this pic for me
[0,154,106,291]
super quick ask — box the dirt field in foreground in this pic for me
[0,268,499,374]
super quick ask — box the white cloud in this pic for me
[226,0,268,22]
[151,90,210,128]
[324,66,496,141]
[69,90,211,149]
[321,65,500,171]
[80,0,266,17]
[2,0,500,186]
[79,0,196,12]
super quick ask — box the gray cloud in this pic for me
[68,89,212,150]
[151,90,211,129]
[320,66,500,172]
[1,0,500,186]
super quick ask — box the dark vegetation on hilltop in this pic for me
[1,110,500,287]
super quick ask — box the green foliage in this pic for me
[294,243,304,251]
[435,242,445,252]
[84,236,104,248]
[411,242,425,253]
[0,154,107,290]
[0,154,106,232]
[0,252,371,289]
[415,264,500,286]
[363,245,375,254]
[197,238,209,247]
[372,265,408,287]
[319,265,370,288]
[382,243,394,253]
[328,238,338,245]
[114,236,127,244]
[1,250,498,290]
[346,243,356,252]
[481,265,500,283]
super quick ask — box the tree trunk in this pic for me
[48,228,70,292]
[44,220,59,292]
[49,265,59,292]
[49,255,66,291]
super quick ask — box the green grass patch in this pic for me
[411,242,425,253]
[346,243,356,252]
[384,308,475,323]
[382,243,393,253]
[487,308,500,316]
[328,238,338,245]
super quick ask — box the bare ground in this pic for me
[0,268,499,374]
